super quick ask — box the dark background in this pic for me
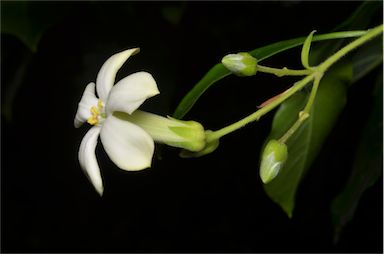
[1,1,382,253]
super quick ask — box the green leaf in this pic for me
[331,73,383,243]
[333,1,382,32]
[172,30,366,119]
[172,63,231,119]
[261,42,382,217]
[263,67,350,217]
[261,2,382,218]
[351,36,383,84]
[311,2,382,240]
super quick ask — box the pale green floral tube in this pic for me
[113,110,206,152]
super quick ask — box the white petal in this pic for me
[96,48,140,101]
[100,115,154,171]
[105,72,160,115]
[74,82,99,128]
[78,126,104,195]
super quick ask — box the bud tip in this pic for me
[260,139,288,184]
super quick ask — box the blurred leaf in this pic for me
[312,1,382,240]
[173,30,366,119]
[161,4,185,26]
[1,2,72,121]
[1,1,67,52]
[333,1,382,32]
[331,72,383,243]
[351,36,383,84]
[263,65,351,217]
[2,51,33,122]
[310,1,381,65]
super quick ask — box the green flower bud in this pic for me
[221,52,258,76]
[260,139,288,184]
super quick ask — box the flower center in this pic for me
[87,100,105,125]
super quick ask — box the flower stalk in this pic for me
[256,65,312,77]
[208,24,383,145]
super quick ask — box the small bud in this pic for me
[260,139,288,184]
[221,52,257,76]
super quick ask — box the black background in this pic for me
[2,1,382,252]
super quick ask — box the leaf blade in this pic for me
[331,72,383,243]
[261,2,382,218]
[263,69,349,217]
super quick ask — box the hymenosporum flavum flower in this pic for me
[75,48,206,195]
[221,52,257,76]
[259,139,288,184]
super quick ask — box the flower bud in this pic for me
[221,52,258,76]
[260,139,288,184]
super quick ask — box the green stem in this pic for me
[278,118,304,144]
[302,73,322,114]
[318,24,383,72]
[277,25,382,144]
[206,25,383,143]
[206,74,315,142]
[278,74,322,144]
[173,30,367,120]
[256,64,313,77]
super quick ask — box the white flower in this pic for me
[74,48,160,195]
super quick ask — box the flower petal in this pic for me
[74,82,99,128]
[96,48,140,101]
[105,72,159,115]
[78,126,104,195]
[100,115,154,171]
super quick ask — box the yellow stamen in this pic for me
[90,106,99,115]
[97,100,103,109]
[87,116,99,125]
[87,100,104,125]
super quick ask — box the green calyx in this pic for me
[221,52,258,76]
[179,130,220,158]
[167,117,206,152]
[260,139,288,184]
